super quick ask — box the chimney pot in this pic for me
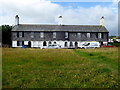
[100,16,104,26]
[15,15,19,25]
[58,15,63,25]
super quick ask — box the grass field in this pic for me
[2,48,120,88]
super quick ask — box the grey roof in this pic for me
[12,24,108,32]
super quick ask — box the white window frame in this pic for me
[53,32,56,38]
[65,32,68,38]
[87,33,90,38]
[77,33,81,38]
[19,32,22,38]
[40,32,44,38]
[98,33,102,38]
[31,32,34,38]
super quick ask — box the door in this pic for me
[75,42,78,48]
[28,41,31,48]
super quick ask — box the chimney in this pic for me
[58,15,63,25]
[15,15,19,25]
[100,16,104,26]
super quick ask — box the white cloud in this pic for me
[0,0,118,36]
[112,0,120,4]
[0,0,62,24]
[61,5,118,36]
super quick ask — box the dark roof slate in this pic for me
[12,24,108,32]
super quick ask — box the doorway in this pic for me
[28,41,31,48]
[43,41,47,46]
[64,42,68,47]
[75,42,78,48]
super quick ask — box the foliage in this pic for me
[109,36,120,39]
[1,25,12,46]
[2,48,120,88]
[109,42,120,47]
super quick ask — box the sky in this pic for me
[0,0,119,36]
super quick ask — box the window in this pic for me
[87,33,90,38]
[98,33,102,38]
[65,32,68,38]
[77,33,81,38]
[17,32,24,38]
[53,32,56,38]
[17,41,24,46]
[83,42,90,46]
[40,32,44,38]
[65,42,68,47]
[102,33,104,38]
[19,32,22,37]
[31,32,34,38]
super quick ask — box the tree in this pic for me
[2,25,12,46]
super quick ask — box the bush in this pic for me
[109,42,120,47]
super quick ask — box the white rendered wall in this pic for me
[31,41,34,47]
[57,41,65,48]
[12,41,17,47]
[24,41,28,45]
[38,41,43,47]
[32,41,43,47]
[13,41,108,48]
[33,41,38,47]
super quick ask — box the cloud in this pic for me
[0,0,62,24]
[0,0,118,36]
[112,0,120,4]
[61,5,118,36]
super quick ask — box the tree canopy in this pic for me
[1,25,12,46]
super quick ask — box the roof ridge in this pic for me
[19,24,101,26]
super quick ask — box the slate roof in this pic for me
[12,24,108,32]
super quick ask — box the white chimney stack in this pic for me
[58,15,63,25]
[100,16,104,26]
[15,15,19,25]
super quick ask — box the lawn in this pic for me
[2,48,120,88]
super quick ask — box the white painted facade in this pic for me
[12,41,107,48]
[12,41,17,47]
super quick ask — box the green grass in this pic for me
[2,48,120,88]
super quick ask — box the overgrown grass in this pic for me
[2,48,120,88]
